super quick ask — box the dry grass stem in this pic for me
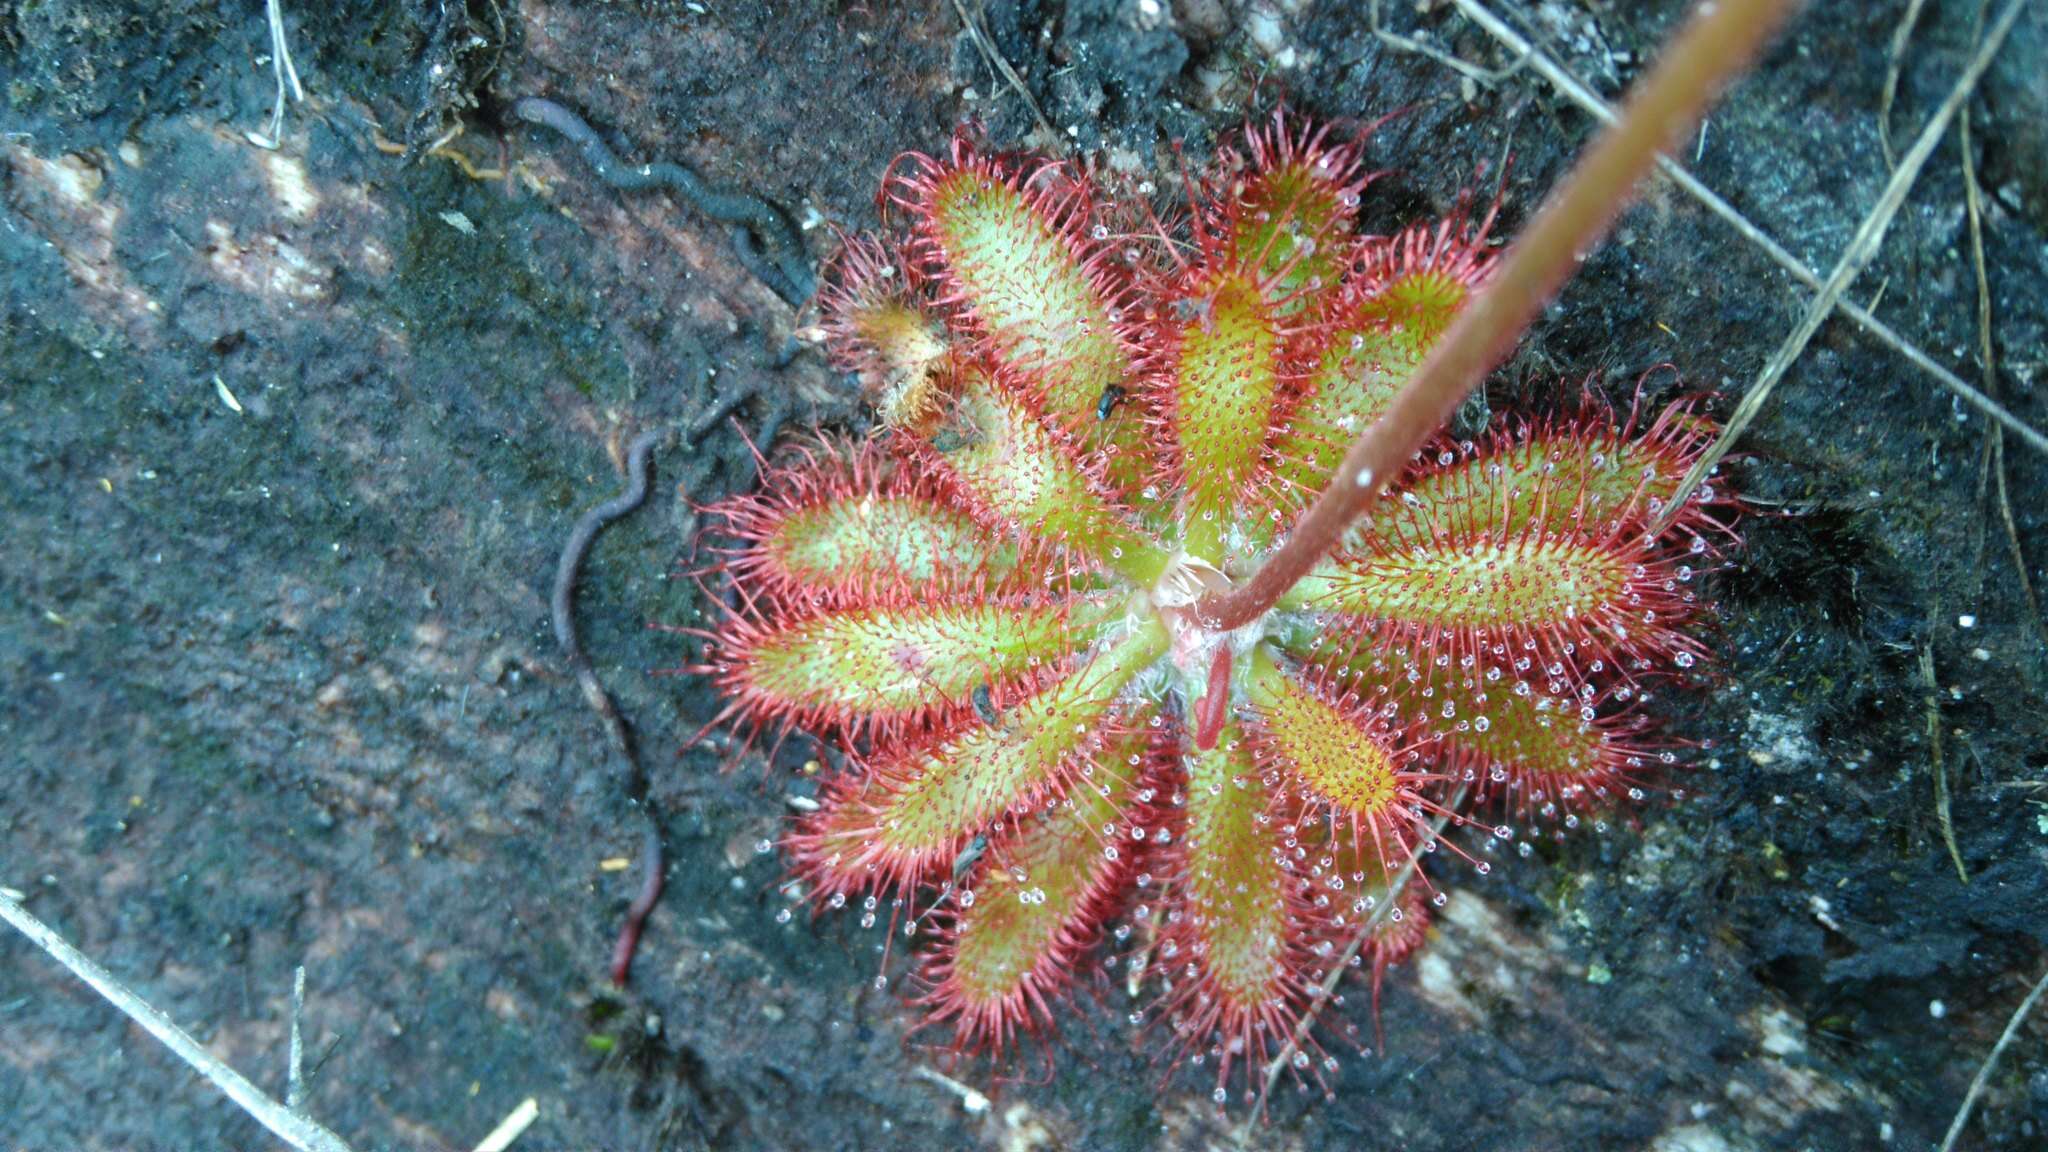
[951,0,1062,151]
[1449,0,2048,460]
[1920,645,1970,885]
[472,1097,540,1152]
[913,1066,993,1116]
[0,890,357,1152]
[1939,966,2048,1152]
[1880,0,1932,169]
[287,964,308,1111]
[1655,0,2029,532]
[1959,103,2047,648]
[1371,0,1529,86]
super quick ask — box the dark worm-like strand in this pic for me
[729,225,806,309]
[608,822,666,986]
[685,382,762,443]
[513,96,815,306]
[553,427,670,987]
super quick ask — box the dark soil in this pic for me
[3,2,2044,1150]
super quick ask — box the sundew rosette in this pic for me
[688,110,1732,1103]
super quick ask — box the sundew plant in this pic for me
[687,0,1782,1104]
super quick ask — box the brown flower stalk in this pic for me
[1197,0,1798,633]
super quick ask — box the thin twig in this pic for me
[1243,786,1470,1130]
[1200,0,1792,632]
[1371,0,1529,86]
[913,1065,993,1115]
[1655,0,2028,532]
[1939,966,2048,1152]
[0,890,357,1152]
[287,965,308,1111]
[1920,645,1969,884]
[472,1097,540,1152]
[1447,0,2048,460]
[950,0,1063,150]
[1991,439,2039,644]
[1959,102,2047,648]
[1879,0,1931,170]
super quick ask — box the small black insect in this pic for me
[971,681,999,724]
[1096,383,1126,421]
[950,834,989,885]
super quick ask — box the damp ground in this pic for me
[3,2,2044,1149]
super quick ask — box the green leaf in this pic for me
[797,619,1167,889]
[925,169,1127,427]
[1243,646,1410,830]
[1170,273,1283,562]
[928,373,1169,581]
[1299,534,1630,632]
[1357,266,1471,355]
[728,597,1112,729]
[1226,162,1353,316]
[933,730,1146,1040]
[1270,326,1415,502]
[1359,431,1697,545]
[1177,720,1295,1016]
[768,492,1009,594]
[1323,650,1639,809]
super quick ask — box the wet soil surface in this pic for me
[3,2,2045,1150]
